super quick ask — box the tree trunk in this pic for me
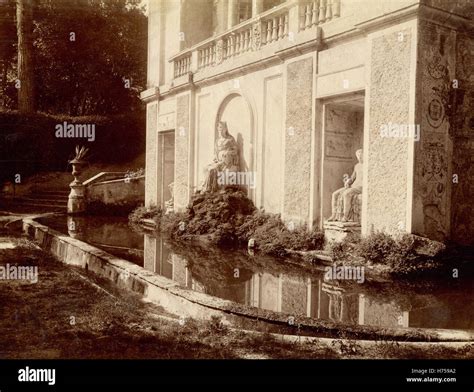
[17,0,35,113]
[0,62,7,107]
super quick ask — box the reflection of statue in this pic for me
[327,149,363,223]
[201,121,240,193]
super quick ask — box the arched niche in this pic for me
[215,93,255,196]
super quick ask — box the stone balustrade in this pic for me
[170,0,340,77]
[174,54,192,78]
[300,0,341,31]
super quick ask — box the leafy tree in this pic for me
[0,0,18,109]
[1,0,147,115]
[17,0,35,112]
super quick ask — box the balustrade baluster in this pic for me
[333,0,340,17]
[305,4,312,29]
[266,20,272,43]
[319,0,326,23]
[271,17,278,41]
[326,0,332,20]
[312,1,318,26]
[229,37,233,58]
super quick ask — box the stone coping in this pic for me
[88,175,145,187]
[323,221,361,228]
[22,217,474,343]
[83,172,127,186]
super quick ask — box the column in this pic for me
[214,0,228,34]
[252,0,264,16]
[228,0,239,28]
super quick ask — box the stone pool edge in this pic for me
[23,217,474,343]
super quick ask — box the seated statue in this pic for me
[201,121,240,193]
[327,149,363,223]
[164,182,174,214]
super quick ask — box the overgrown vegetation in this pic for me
[237,210,325,257]
[0,0,147,184]
[328,231,445,276]
[129,189,325,256]
[130,191,471,276]
[0,0,147,114]
[357,232,418,266]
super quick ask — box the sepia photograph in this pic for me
[0,0,473,387]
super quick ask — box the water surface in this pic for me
[38,214,474,331]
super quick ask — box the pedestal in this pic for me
[323,221,361,243]
[68,181,86,214]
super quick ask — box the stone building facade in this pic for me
[141,0,474,245]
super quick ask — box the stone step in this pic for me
[11,202,66,210]
[18,197,68,204]
[35,191,70,197]
[12,199,67,208]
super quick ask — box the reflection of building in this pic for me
[143,234,250,301]
[144,234,190,286]
[359,294,409,328]
[144,234,411,328]
[142,0,474,245]
[246,275,409,327]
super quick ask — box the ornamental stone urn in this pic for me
[67,146,88,214]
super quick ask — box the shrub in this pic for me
[356,232,396,263]
[173,189,253,246]
[129,189,326,255]
[128,205,162,226]
[238,212,325,256]
[207,316,229,335]
[160,211,188,239]
[355,232,417,267]
[330,235,359,261]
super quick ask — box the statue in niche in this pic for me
[327,149,363,223]
[201,121,240,193]
[164,182,174,214]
